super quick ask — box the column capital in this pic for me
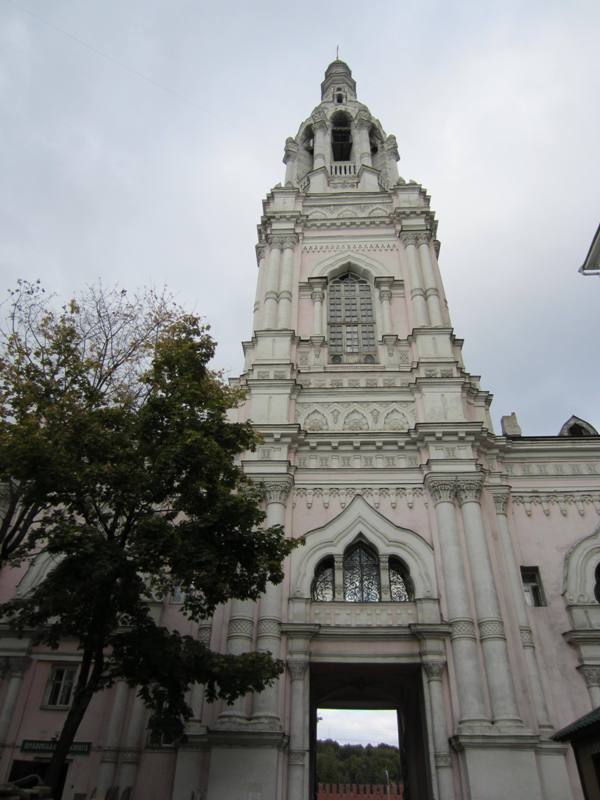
[579,664,600,687]
[416,233,433,247]
[455,477,484,506]
[255,243,267,262]
[425,476,456,505]
[490,487,511,516]
[268,233,297,249]
[287,659,308,681]
[423,661,446,682]
[262,476,293,504]
[3,655,31,677]
[399,231,419,247]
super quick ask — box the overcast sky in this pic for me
[1,0,599,436]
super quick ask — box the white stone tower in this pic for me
[196,59,578,800]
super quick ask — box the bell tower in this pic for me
[204,60,576,800]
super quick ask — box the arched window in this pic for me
[328,272,376,364]
[343,542,380,602]
[389,557,414,602]
[331,111,352,162]
[312,556,335,601]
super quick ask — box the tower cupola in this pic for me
[321,59,357,103]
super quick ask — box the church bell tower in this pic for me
[204,60,576,800]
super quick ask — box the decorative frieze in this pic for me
[297,375,411,388]
[257,618,281,637]
[511,492,600,517]
[450,619,477,640]
[296,454,419,471]
[288,750,306,765]
[506,461,599,477]
[310,601,416,627]
[294,486,424,510]
[227,618,254,638]
[296,402,415,432]
[519,626,534,649]
[301,241,398,253]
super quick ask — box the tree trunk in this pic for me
[44,652,102,797]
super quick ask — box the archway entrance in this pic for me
[310,663,433,800]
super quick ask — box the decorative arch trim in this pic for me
[308,251,393,281]
[563,521,600,603]
[291,495,436,600]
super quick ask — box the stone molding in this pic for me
[491,490,510,516]
[455,479,484,505]
[301,241,398,254]
[434,751,452,768]
[288,749,306,765]
[268,233,298,249]
[296,401,416,433]
[478,618,506,641]
[450,618,477,640]
[99,747,120,764]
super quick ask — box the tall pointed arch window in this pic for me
[389,557,414,602]
[343,542,380,602]
[328,272,376,364]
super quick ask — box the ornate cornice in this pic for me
[512,492,600,518]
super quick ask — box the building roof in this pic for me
[580,223,600,276]
[553,707,600,741]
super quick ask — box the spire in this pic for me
[321,58,357,102]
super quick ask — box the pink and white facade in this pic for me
[1,59,600,800]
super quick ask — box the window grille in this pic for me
[389,558,414,602]
[343,543,380,602]
[328,273,376,363]
[311,557,335,601]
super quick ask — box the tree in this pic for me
[0,282,298,795]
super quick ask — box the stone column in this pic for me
[334,554,344,600]
[355,113,372,167]
[253,244,267,332]
[190,621,212,720]
[401,234,429,328]
[95,679,129,794]
[218,599,255,722]
[491,490,552,732]
[263,239,282,329]
[0,656,29,744]
[425,477,488,725]
[423,662,455,800]
[276,237,296,329]
[385,135,400,185]
[309,279,326,337]
[284,137,299,185]
[417,236,443,327]
[379,555,391,601]
[313,116,329,170]
[456,479,521,726]
[579,665,600,707]
[287,659,309,800]
[117,691,147,791]
[376,277,394,335]
[253,478,292,724]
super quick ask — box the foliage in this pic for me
[0,281,298,793]
[316,739,402,784]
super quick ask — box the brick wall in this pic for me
[317,784,403,799]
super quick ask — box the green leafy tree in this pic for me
[0,282,297,795]
[316,739,402,784]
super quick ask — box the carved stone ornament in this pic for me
[450,619,476,640]
[579,664,600,687]
[492,492,510,516]
[426,479,456,505]
[228,618,254,638]
[264,479,293,504]
[269,233,297,249]
[399,232,419,247]
[197,624,212,646]
[289,750,306,766]
[478,619,505,641]
[415,233,432,247]
[519,626,534,648]
[257,618,281,638]
[434,751,452,768]
[423,661,446,681]
[455,479,484,506]
[287,659,308,681]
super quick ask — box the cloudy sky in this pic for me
[1,0,599,436]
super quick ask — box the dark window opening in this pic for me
[331,111,352,162]
[568,424,587,436]
[328,272,376,363]
[336,93,343,103]
[521,566,546,607]
[594,563,600,603]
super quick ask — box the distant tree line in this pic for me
[316,739,402,784]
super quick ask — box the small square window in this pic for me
[521,567,546,607]
[44,665,77,708]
